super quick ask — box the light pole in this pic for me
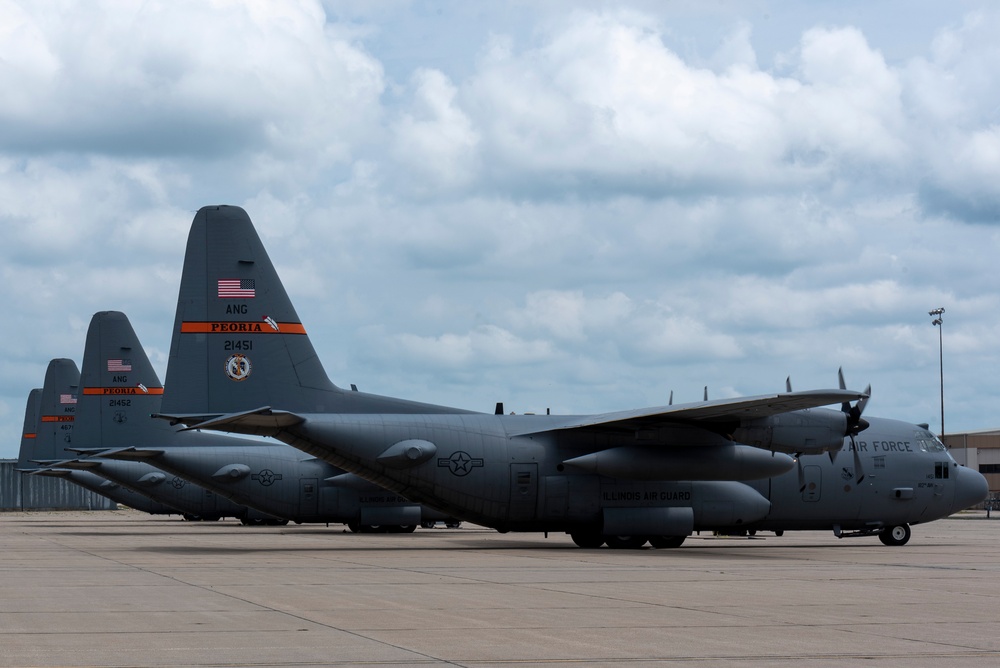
[929,307,945,438]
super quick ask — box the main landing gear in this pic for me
[239,517,290,526]
[347,522,418,533]
[569,531,686,549]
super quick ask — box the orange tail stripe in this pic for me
[180,321,307,334]
[82,387,165,395]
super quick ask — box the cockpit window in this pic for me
[915,430,947,453]
[917,438,947,452]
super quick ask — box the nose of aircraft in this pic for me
[951,465,989,514]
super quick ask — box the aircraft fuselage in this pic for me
[270,412,984,542]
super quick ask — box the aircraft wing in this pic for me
[155,390,866,457]
[508,389,865,436]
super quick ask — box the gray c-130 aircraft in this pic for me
[158,205,987,548]
[89,310,458,530]
[19,359,180,515]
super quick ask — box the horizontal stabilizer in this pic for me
[50,458,102,470]
[156,406,303,436]
[99,447,167,461]
[29,468,73,478]
[64,447,111,455]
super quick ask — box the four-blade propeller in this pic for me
[834,368,871,483]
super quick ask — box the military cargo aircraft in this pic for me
[44,314,283,523]
[89,310,458,530]
[157,205,987,547]
[19,360,179,515]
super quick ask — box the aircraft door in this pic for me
[543,475,568,520]
[508,463,538,522]
[201,487,220,514]
[299,478,319,516]
[801,465,821,502]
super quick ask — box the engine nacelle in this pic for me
[562,444,794,481]
[735,408,847,454]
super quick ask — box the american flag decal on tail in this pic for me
[218,279,255,298]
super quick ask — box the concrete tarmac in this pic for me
[1,510,999,667]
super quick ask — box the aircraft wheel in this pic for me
[879,524,911,546]
[605,535,648,549]
[774,530,784,537]
[347,521,360,533]
[421,521,437,529]
[265,519,289,526]
[445,521,462,529]
[648,535,685,549]
[182,514,200,522]
[386,525,417,533]
[570,531,605,548]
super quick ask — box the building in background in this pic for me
[0,460,116,511]
[945,429,1000,502]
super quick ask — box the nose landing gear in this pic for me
[878,524,911,546]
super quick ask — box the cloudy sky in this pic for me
[2,0,998,459]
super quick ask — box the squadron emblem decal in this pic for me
[225,353,252,381]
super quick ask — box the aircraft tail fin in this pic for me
[73,311,175,450]
[16,389,43,470]
[76,310,240,449]
[31,359,81,463]
[161,205,343,416]
[162,206,466,417]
